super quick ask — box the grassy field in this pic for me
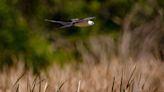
[0,58,164,92]
[0,15,164,92]
[0,0,164,92]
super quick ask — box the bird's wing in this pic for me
[81,16,96,21]
[71,18,79,22]
[45,19,71,25]
[59,24,73,28]
[71,16,96,22]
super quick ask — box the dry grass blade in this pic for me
[111,77,115,92]
[31,75,38,92]
[27,77,30,92]
[38,76,41,92]
[43,82,48,92]
[38,79,45,92]
[120,69,124,92]
[126,65,136,88]
[76,80,81,92]
[16,84,19,92]
[32,75,38,85]
[37,79,45,85]
[56,81,66,92]
[31,81,36,92]
[130,77,135,92]
[13,71,26,88]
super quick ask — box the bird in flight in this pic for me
[45,16,95,28]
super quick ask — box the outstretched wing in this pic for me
[59,24,73,29]
[45,19,71,25]
[71,16,96,22]
[71,18,79,22]
[81,16,96,21]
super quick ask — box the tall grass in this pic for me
[0,4,164,92]
[0,58,164,92]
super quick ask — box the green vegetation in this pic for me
[0,0,163,73]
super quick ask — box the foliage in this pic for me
[0,0,163,73]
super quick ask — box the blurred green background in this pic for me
[0,0,163,73]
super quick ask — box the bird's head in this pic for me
[88,20,94,25]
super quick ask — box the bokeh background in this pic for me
[0,0,164,91]
[0,0,164,73]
